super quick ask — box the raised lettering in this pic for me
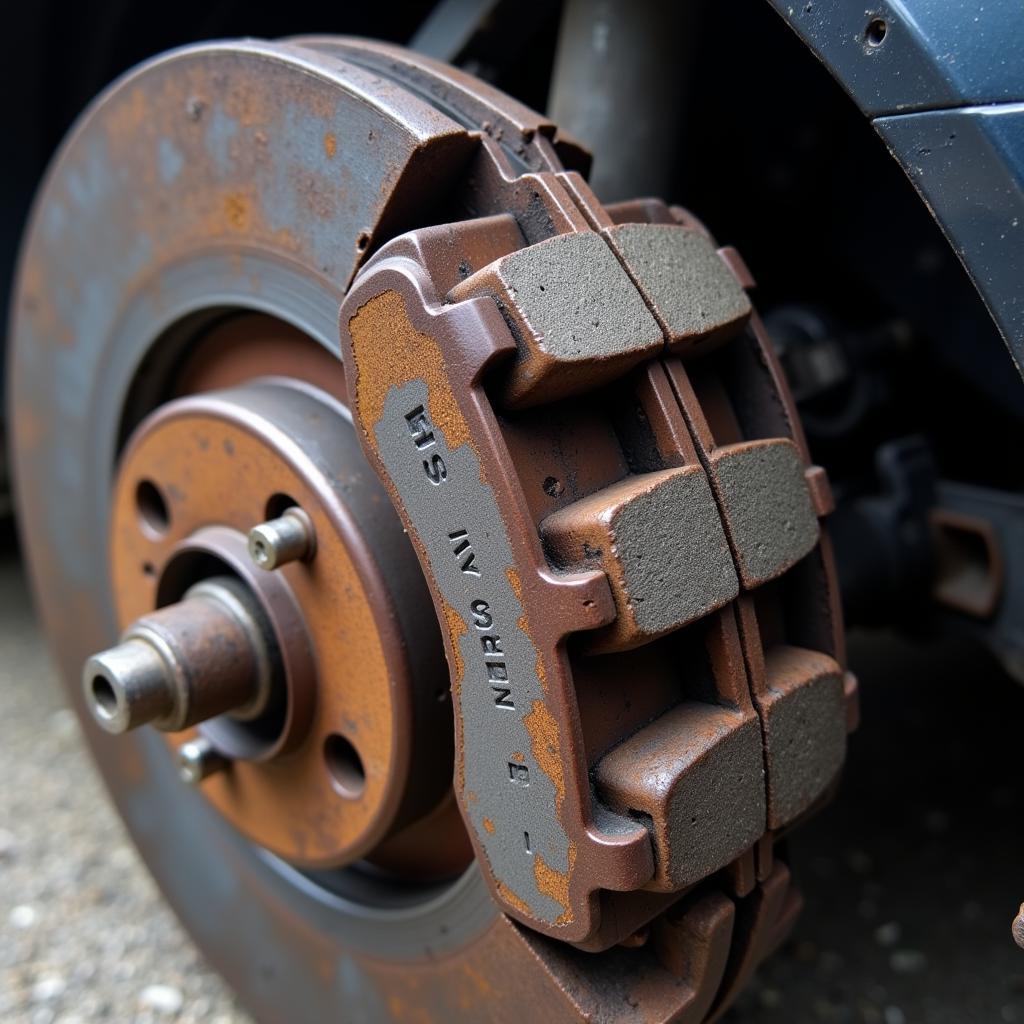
[471,600,492,629]
[405,405,435,449]
[448,529,480,575]
[492,687,515,709]
[424,453,447,484]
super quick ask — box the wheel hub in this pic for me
[98,366,456,869]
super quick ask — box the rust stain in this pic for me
[523,699,564,812]
[457,962,495,997]
[495,881,533,918]
[17,259,75,348]
[223,192,251,231]
[384,991,434,1024]
[506,566,523,603]
[444,599,467,801]
[347,290,470,449]
[510,751,525,763]
[223,84,270,128]
[324,131,337,158]
[482,817,495,835]
[110,412,402,864]
[533,843,576,923]
[304,88,338,121]
[515,605,549,696]
[441,600,467,685]
[534,651,549,694]
[102,83,150,147]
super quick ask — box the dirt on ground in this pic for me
[1,526,1022,1023]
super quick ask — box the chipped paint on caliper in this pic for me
[340,255,653,942]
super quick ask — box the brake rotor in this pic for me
[10,35,855,1022]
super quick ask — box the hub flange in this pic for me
[105,374,453,868]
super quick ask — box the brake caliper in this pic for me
[340,159,854,948]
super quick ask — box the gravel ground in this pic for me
[1,521,1023,1023]
[0,532,250,1024]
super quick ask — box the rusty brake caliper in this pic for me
[337,97,855,954]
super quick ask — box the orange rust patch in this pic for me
[110,411,401,866]
[324,131,337,158]
[458,962,495,998]
[223,192,251,231]
[443,600,467,800]
[515,607,549,695]
[532,646,549,695]
[533,843,576,922]
[495,881,533,918]
[482,817,496,835]
[510,751,525,763]
[223,83,271,128]
[441,600,467,685]
[506,566,523,603]
[347,290,470,449]
[102,84,150,147]
[523,699,564,812]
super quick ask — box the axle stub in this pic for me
[83,575,276,734]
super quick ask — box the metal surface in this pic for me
[770,0,1024,376]
[768,0,1024,117]
[932,481,1024,684]
[82,576,272,734]
[107,376,456,867]
[10,32,852,1022]
[410,0,503,62]
[178,735,230,785]
[548,0,691,201]
[249,508,316,570]
[874,104,1024,374]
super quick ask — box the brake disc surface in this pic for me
[10,36,855,1022]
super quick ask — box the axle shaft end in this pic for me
[83,639,176,734]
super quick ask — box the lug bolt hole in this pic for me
[324,733,366,798]
[543,476,564,497]
[265,492,299,520]
[136,479,170,535]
